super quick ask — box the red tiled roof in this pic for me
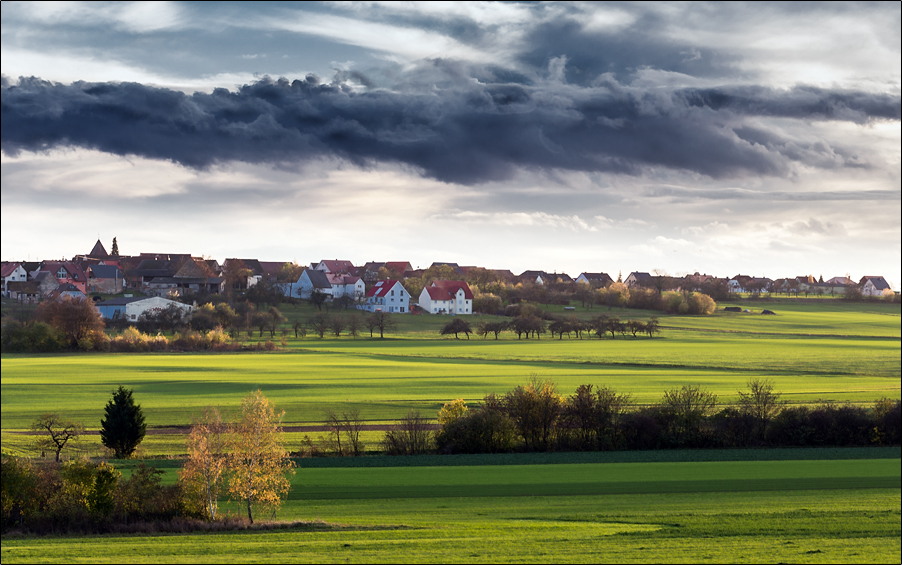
[1,263,22,278]
[431,280,473,299]
[367,280,405,298]
[424,287,452,301]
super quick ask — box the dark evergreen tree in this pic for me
[110,237,119,256]
[100,386,146,459]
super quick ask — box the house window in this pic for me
[400,307,405,313]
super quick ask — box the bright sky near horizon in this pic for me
[2,2,900,287]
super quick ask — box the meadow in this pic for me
[1,299,899,457]
[2,449,899,563]
[1,299,899,563]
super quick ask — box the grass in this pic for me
[2,451,899,563]
[2,300,898,457]
[1,300,900,562]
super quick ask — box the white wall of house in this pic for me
[418,286,471,314]
[2,264,28,295]
[362,281,409,313]
[124,297,193,321]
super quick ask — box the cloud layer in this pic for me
[3,69,898,185]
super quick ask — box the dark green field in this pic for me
[2,449,899,563]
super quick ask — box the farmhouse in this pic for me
[860,276,891,297]
[418,280,473,315]
[361,280,410,313]
[1,262,28,296]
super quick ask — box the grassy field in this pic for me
[2,449,899,563]
[1,300,900,562]
[2,300,899,457]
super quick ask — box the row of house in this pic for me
[2,241,894,311]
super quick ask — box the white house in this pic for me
[281,269,333,299]
[860,276,891,297]
[1,262,28,296]
[575,272,613,286]
[360,280,409,313]
[418,280,473,315]
[327,274,365,300]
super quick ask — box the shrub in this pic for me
[1,321,64,353]
[382,411,433,455]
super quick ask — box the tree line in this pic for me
[441,312,660,340]
[358,379,900,456]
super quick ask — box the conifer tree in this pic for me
[100,386,146,459]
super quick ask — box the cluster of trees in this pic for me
[2,391,293,534]
[180,392,294,524]
[1,296,107,353]
[469,284,716,317]
[0,458,197,534]
[441,314,660,340]
[421,379,900,454]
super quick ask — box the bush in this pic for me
[382,411,433,455]
[436,406,516,454]
[1,321,64,353]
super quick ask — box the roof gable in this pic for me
[367,280,405,297]
[89,239,109,258]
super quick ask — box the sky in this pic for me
[2,1,900,287]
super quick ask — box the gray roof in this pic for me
[88,265,122,279]
[96,297,146,306]
[304,269,332,289]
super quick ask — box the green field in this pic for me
[1,300,900,562]
[2,450,899,563]
[2,300,899,457]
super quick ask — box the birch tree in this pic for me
[228,391,294,524]
[180,407,228,521]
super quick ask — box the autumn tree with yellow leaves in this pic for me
[227,391,294,524]
[179,407,228,521]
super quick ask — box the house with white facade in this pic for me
[575,272,613,286]
[624,272,654,288]
[418,280,473,315]
[1,262,28,296]
[290,269,333,299]
[860,276,891,297]
[360,280,410,313]
[326,274,365,300]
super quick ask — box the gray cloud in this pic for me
[3,69,898,185]
[644,186,900,201]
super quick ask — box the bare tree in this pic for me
[31,413,83,462]
[326,408,366,456]
[660,385,717,443]
[368,311,396,338]
[330,314,347,337]
[382,410,433,455]
[738,378,783,440]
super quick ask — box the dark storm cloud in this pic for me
[2,70,898,185]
